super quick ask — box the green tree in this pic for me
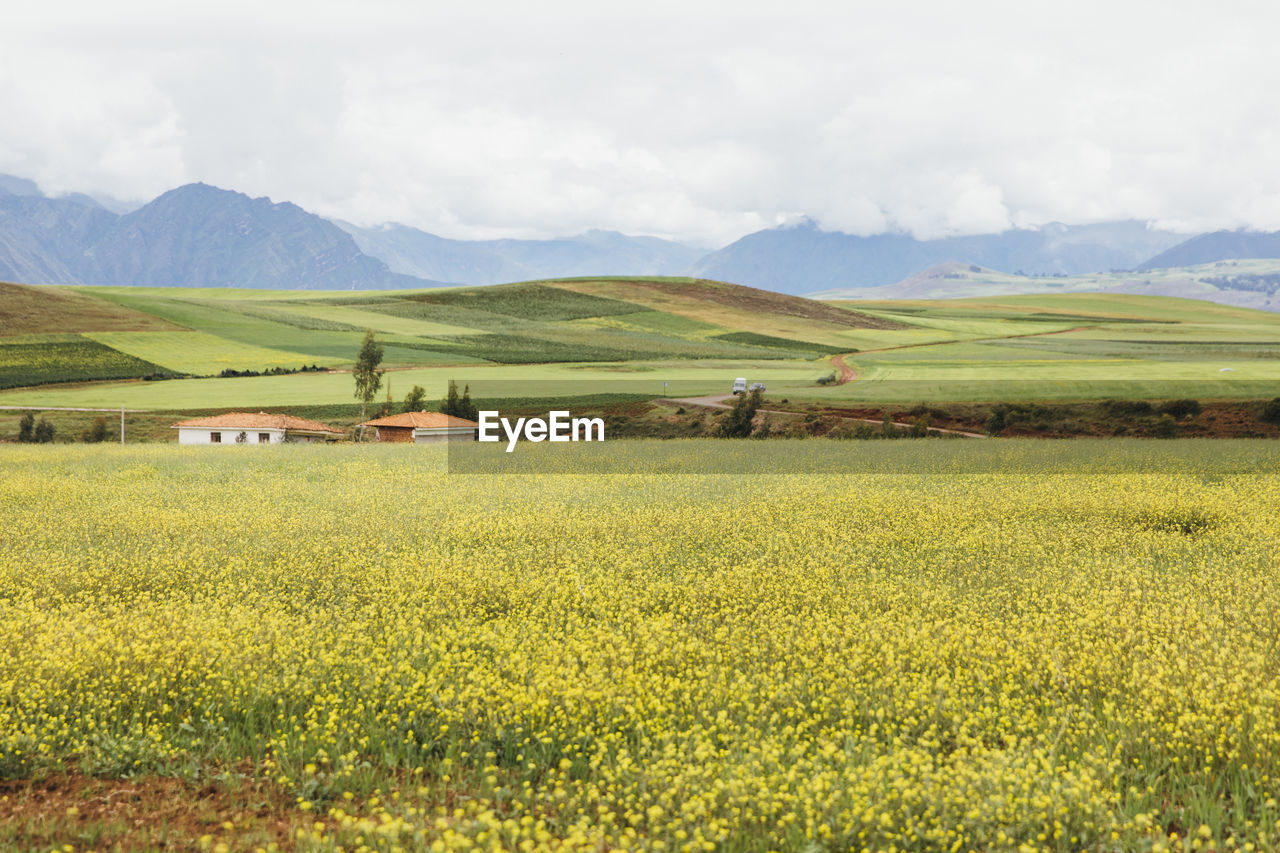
[909,412,932,438]
[715,388,761,438]
[33,417,55,443]
[81,417,109,443]
[403,385,427,413]
[353,330,385,431]
[441,380,460,417]
[458,384,479,421]
[985,404,1011,437]
[17,411,35,443]
[441,381,480,421]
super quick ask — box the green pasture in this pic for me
[253,302,486,337]
[6,281,1280,408]
[83,331,321,374]
[0,359,823,409]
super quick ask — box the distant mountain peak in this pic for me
[776,215,819,231]
[0,173,43,197]
[1137,229,1280,271]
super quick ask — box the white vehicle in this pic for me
[732,377,747,395]
[749,382,766,393]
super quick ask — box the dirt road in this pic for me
[830,354,857,384]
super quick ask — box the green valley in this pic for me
[2,278,1280,428]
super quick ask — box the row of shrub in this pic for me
[217,364,327,378]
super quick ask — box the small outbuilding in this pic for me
[359,411,478,443]
[172,412,343,445]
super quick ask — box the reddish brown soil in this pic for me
[0,771,317,851]
[830,354,857,384]
[619,278,910,330]
[0,281,185,335]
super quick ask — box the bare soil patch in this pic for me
[0,771,315,851]
[624,278,910,330]
[0,282,184,336]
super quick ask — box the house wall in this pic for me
[177,428,282,445]
[374,425,414,443]
[287,433,331,444]
[413,429,477,444]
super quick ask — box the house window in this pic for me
[259,433,271,443]
[210,432,221,443]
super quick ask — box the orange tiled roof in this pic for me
[359,411,478,429]
[171,412,343,434]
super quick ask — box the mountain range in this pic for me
[4,173,1280,297]
[1136,230,1280,271]
[335,221,704,284]
[692,218,1189,294]
[0,181,430,290]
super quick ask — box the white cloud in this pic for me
[2,0,1279,245]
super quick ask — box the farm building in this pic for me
[171,412,344,445]
[359,411,478,443]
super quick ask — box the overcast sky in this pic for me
[2,1,1278,245]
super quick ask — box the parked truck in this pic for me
[732,377,747,395]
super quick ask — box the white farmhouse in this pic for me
[171,412,344,444]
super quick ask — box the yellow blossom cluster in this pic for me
[2,441,1279,852]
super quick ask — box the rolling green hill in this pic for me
[0,277,884,403]
[2,278,1280,411]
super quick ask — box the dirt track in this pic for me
[830,354,857,384]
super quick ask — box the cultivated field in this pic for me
[4,279,1280,415]
[3,442,1280,851]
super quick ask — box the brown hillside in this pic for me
[560,277,908,330]
[0,281,184,336]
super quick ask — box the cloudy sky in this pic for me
[2,1,1278,245]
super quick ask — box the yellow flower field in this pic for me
[2,442,1279,852]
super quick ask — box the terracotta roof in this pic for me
[171,412,343,434]
[359,411,478,429]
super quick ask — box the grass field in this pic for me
[4,441,1280,850]
[4,279,1280,411]
[0,337,173,389]
[0,360,820,409]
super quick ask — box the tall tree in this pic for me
[459,384,479,421]
[441,381,480,421]
[32,417,55,443]
[403,384,426,413]
[441,380,461,417]
[353,330,384,432]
